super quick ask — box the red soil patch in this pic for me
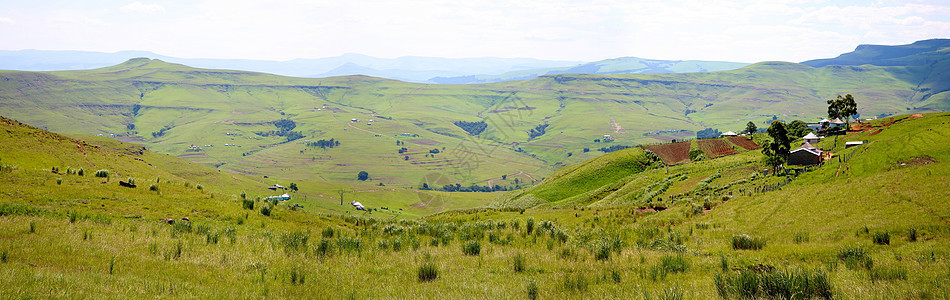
[643,142,691,165]
[910,114,924,118]
[697,139,737,158]
[868,129,883,136]
[726,136,761,150]
[407,139,440,146]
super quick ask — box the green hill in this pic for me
[0,40,948,189]
[2,110,947,298]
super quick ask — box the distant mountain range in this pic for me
[0,49,749,83]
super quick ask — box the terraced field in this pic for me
[696,139,737,158]
[727,136,761,150]
[643,142,691,165]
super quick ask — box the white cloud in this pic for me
[120,2,165,13]
[0,17,13,24]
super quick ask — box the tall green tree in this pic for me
[357,171,369,181]
[827,94,858,129]
[762,120,791,175]
[786,120,812,140]
[745,121,757,135]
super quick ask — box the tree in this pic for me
[762,120,791,175]
[786,120,812,140]
[827,94,858,130]
[696,128,722,139]
[357,171,369,181]
[745,121,757,135]
[289,182,298,192]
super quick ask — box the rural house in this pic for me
[788,142,821,165]
[803,132,820,144]
[720,131,738,137]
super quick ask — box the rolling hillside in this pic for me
[0,40,948,188]
[2,110,947,298]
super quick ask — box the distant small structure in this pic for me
[845,141,864,148]
[268,184,285,191]
[802,132,820,144]
[267,193,291,201]
[720,131,738,137]
[602,135,613,142]
[351,201,366,211]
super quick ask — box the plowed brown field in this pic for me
[727,136,761,150]
[643,142,691,165]
[697,139,737,158]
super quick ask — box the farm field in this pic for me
[643,142,691,165]
[696,139,738,158]
[726,136,761,150]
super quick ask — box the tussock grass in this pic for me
[715,269,832,299]
[417,262,438,282]
[732,234,765,250]
[872,231,890,245]
[462,240,481,256]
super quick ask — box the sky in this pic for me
[1,0,948,63]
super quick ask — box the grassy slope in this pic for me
[0,113,948,298]
[1,52,948,187]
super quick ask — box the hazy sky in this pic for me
[1,0,948,62]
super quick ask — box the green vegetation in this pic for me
[1,47,947,188]
[1,46,950,297]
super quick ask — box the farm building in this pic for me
[845,141,864,148]
[803,132,820,144]
[267,194,291,201]
[788,142,821,165]
[720,131,737,137]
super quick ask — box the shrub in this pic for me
[462,240,481,256]
[732,234,765,250]
[526,217,535,235]
[527,280,538,300]
[29,221,35,233]
[94,169,109,178]
[260,205,271,216]
[149,184,159,192]
[77,168,84,176]
[594,242,611,261]
[56,178,62,185]
[513,253,526,272]
[1,249,7,263]
[907,228,917,242]
[417,262,439,282]
[242,199,255,210]
[715,269,832,299]
[660,255,690,273]
[109,255,116,275]
[872,231,890,245]
[315,239,332,256]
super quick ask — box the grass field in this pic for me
[1,112,949,298]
